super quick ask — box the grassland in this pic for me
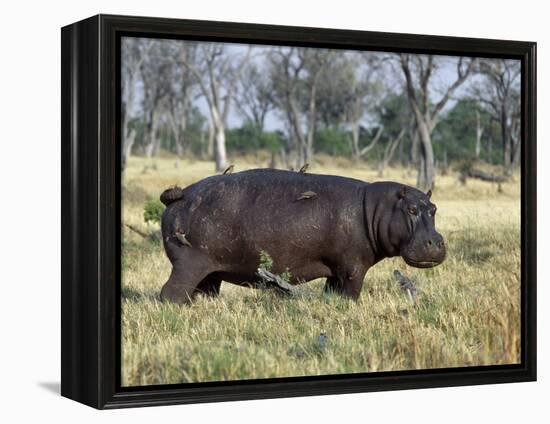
[121,153,520,386]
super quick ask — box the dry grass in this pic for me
[121,154,520,386]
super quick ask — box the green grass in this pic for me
[121,154,520,386]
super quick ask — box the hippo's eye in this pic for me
[408,206,418,215]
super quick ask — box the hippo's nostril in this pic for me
[426,240,433,247]
[438,240,444,248]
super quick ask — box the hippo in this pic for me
[159,169,445,304]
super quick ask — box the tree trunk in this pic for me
[207,122,214,158]
[144,109,157,158]
[488,134,493,165]
[409,127,419,165]
[416,120,436,191]
[397,131,405,165]
[501,107,511,170]
[175,132,183,157]
[269,151,277,168]
[400,54,474,191]
[145,107,160,158]
[122,128,136,170]
[280,147,289,169]
[351,121,360,162]
[151,120,161,156]
[503,134,511,170]
[475,110,483,159]
[168,115,182,157]
[122,71,137,171]
[144,139,154,158]
[359,127,383,157]
[214,126,228,172]
[305,82,318,164]
[511,135,521,171]
[441,148,448,176]
[297,144,305,170]
[199,129,206,159]
[211,107,228,171]
[379,129,405,176]
[467,168,509,183]
[121,100,130,170]
[417,154,426,189]
[305,131,314,164]
[174,110,188,157]
[510,116,521,171]
[287,101,305,168]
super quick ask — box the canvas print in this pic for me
[121,36,521,386]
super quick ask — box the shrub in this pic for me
[259,250,274,270]
[143,198,165,224]
[258,250,292,283]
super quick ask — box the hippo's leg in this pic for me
[195,274,222,298]
[325,265,367,300]
[160,251,214,305]
[324,277,344,294]
[341,275,365,300]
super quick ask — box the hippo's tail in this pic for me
[160,186,184,206]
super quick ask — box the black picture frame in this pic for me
[61,14,537,409]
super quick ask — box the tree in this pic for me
[314,52,386,162]
[377,129,406,176]
[164,42,198,158]
[269,47,305,168]
[475,108,484,159]
[314,53,352,128]
[344,54,384,161]
[178,43,251,171]
[235,61,274,132]
[473,59,521,171]
[400,54,476,190]
[121,37,153,168]
[140,40,172,158]
[269,47,333,167]
[375,92,412,173]
[434,98,496,164]
[301,50,335,163]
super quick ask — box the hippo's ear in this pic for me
[398,185,408,199]
[426,189,432,199]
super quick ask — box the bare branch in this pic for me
[359,126,383,156]
[431,58,477,121]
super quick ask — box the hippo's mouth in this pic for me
[402,257,441,268]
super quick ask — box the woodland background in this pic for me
[122,38,520,190]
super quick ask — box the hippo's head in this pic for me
[389,185,446,268]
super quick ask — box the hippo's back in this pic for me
[161,169,368,272]
[185,168,366,197]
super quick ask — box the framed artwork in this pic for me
[61,14,536,409]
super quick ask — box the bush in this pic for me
[143,198,165,224]
[259,250,274,270]
[226,123,286,153]
[315,127,352,157]
[258,250,292,283]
